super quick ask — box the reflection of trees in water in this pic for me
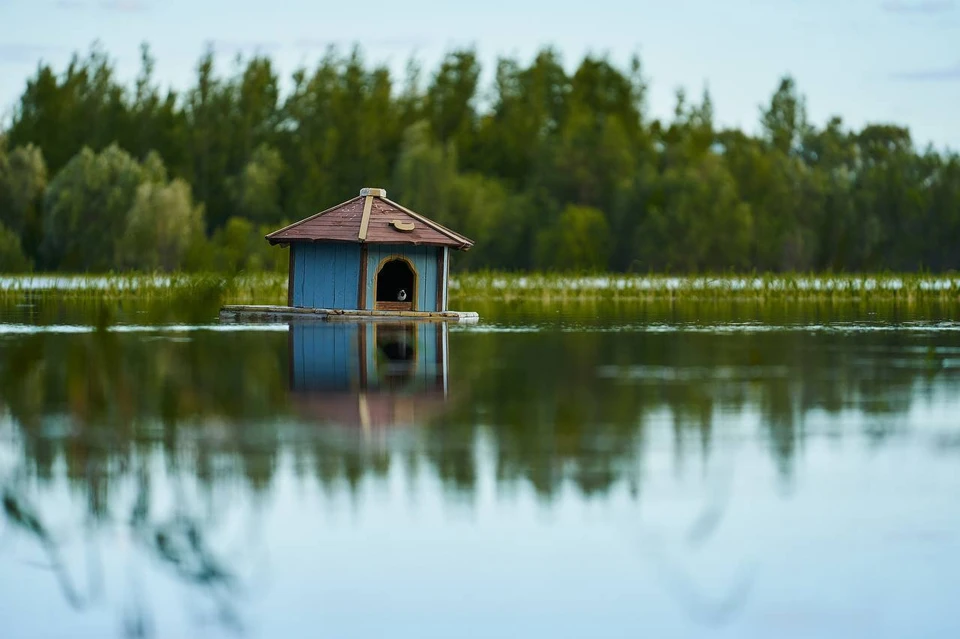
[1,461,255,637]
[1,480,99,608]
[1,325,957,504]
[0,319,957,631]
[441,328,958,494]
[1,329,289,495]
[128,469,247,634]
[0,329,284,635]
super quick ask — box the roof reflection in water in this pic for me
[288,321,449,430]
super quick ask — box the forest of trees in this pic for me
[0,44,958,274]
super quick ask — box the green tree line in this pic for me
[1,43,958,273]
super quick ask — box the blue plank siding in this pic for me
[292,323,442,393]
[417,322,440,384]
[291,243,361,309]
[363,244,440,311]
[291,323,359,391]
[289,242,444,311]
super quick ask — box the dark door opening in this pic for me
[375,259,415,311]
[375,325,416,388]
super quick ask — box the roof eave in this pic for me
[380,196,474,247]
[263,195,364,242]
[268,236,474,250]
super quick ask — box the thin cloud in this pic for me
[891,61,960,81]
[55,0,86,8]
[881,0,955,13]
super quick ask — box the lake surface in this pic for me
[1,299,959,638]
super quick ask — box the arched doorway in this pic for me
[375,258,416,311]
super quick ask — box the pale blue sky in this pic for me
[1,0,958,148]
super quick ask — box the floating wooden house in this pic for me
[220,188,477,322]
[289,321,450,429]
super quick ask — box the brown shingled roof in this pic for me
[265,188,474,250]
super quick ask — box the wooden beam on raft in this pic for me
[219,305,479,323]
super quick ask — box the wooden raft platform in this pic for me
[220,305,479,323]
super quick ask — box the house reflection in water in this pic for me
[289,322,449,429]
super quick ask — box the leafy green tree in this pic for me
[393,121,458,223]
[210,217,286,273]
[235,57,280,162]
[549,55,654,269]
[41,145,142,270]
[8,45,131,175]
[476,49,569,185]
[536,204,611,271]
[721,131,822,271]
[128,44,189,175]
[120,154,205,271]
[800,117,856,270]
[638,153,753,271]
[280,48,401,219]
[761,76,807,156]
[0,142,47,234]
[450,173,533,270]
[184,48,236,231]
[211,217,255,273]
[852,125,924,270]
[925,154,960,271]
[227,143,285,224]
[425,49,480,167]
[0,222,31,272]
[0,142,47,261]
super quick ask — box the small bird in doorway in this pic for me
[397,289,408,302]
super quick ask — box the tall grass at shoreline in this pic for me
[452,273,960,302]
[0,273,288,304]
[0,272,958,306]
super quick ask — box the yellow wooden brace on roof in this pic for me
[358,195,373,241]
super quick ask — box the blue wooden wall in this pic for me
[291,243,361,309]
[290,242,446,311]
[289,322,447,393]
[290,323,359,391]
[363,244,440,311]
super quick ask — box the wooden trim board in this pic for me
[287,247,295,306]
[435,247,443,311]
[358,244,368,309]
[219,305,479,323]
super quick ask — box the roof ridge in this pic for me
[380,197,474,249]
[265,195,363,241]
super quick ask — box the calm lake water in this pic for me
[1,299,959,638]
